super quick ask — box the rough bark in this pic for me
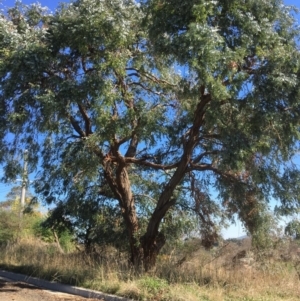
[102,153,143,268]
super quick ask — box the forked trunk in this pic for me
[102,92,210,272]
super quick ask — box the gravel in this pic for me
[0,277,104,301]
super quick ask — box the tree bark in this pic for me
[102,155,143,268]
[140,231,166,271]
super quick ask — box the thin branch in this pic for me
[276,105,292,112]
[117,157,180,170]
[112,101,118,120]
[126,72,140,78]
[192,150,219,164]
[72,170,84,183]
[128,81,162,96]
[188,163,241,183]
[125,67,176,86]
[116,135,132,146]
[77,102,93,136]
[135,194,157,203]
[81,57,87,73]
[81,57,96,73]
[200,134,221,140]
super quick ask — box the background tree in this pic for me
[285,219,300,240]
[42,186,128,253]
[1,185,37,213]
[1,0,300,270]
[0,186,40,242]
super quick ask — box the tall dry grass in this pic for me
[0,238,299,301]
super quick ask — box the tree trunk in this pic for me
[129,237,143,270]
[84,225,95,254]
[138,93,210,271]
[141,231,166,271]
[103,157,143,269]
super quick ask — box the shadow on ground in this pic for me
[0,278,42,292]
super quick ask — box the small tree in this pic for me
[285,220,300,240]
[0,186,40,242]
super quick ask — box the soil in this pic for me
[0,277,104,301]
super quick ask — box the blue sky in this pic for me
[1,0,299,10]
[0,0,300,238]
[2,0,65,10]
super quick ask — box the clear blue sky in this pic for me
[2,0,65,10]
[0,0,299,238]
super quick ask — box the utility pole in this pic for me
[20,149,28,218]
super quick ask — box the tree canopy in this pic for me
[1,0,300,270]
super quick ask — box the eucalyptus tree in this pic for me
[1,0,300,270]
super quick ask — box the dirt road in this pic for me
[0,277,104,301]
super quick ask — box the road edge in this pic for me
[0,270,132,301]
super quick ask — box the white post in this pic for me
[20,150,28,217]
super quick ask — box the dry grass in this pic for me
[0,238,299,301]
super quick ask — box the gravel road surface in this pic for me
[0,276,104,301]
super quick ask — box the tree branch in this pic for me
[188,163,241,183]
[106,156,179,170]
[125,133,139,158]
[125,67,176,86]
[77,102,92,136]
[69,115,86,137]
[142,87,212,243]
[128,81,162,96]
[192,150,219,164]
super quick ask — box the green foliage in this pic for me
[0,198,42,243]
[32,216,74,252]
[285,219,300,240]
[57,229,75,252]
[138,276,169,295]
[1,0,300,266]
[0,186,74,251]
[32,218,54,242]
[0,209,20,243]
[43,195,128,251]
[251,211,279,251]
